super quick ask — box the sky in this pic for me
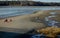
[33,0,60,2]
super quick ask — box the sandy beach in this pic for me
[0,10,60,33]
[0,14,46,33]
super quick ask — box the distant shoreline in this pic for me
[0,1,60,6]
[0,6,60,7]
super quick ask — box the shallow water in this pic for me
[0,6,60,18]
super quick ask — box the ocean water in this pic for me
[0,6,60,18]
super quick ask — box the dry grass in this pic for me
[37,27,60,38]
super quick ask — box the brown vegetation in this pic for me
[37,27,60,38]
